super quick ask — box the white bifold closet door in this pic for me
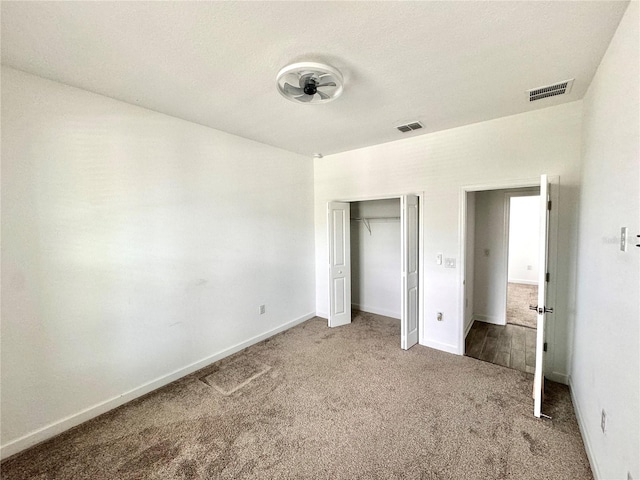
[401,195,419,350]
[328,202,351,327]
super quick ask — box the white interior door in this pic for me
[328,202,351,328]
[401,195,419,350]
[533,175,551,417]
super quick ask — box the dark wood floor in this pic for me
[465,321,537,374]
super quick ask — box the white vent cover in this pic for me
[528,79,574,102]
[396,121,423,133]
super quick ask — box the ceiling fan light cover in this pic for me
[276,62,344,105]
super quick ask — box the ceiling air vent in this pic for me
[396,121,423,133]
[528,79,574,102]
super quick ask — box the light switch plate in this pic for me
[621,227,627,251]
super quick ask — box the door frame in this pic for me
[458,177,559,378]
[328,192,425,348]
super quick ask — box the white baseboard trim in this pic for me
[316,310,328,319]
[420,338,460,355]
[546,371,569,385]
[464,318,475,338]
[508,279,538,286]
[0,311,316,461]
[352,304,400,320]
[568,375,601,480]
[473,314,506,326]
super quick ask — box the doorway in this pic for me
[460,175,555,418]
[506,194,541,331]
[328,195,420,350]
[464,187,540,373]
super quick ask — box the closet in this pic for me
[350,199,401,319]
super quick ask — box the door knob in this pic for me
[529,305,553,314]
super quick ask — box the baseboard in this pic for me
[420,338,460,355]
[508,279,538,285]
[464,318,475,338]
[547,371,569,385]
[568,375,601,480]
[473,314,506,326]
[352,304,400,320]
[0,311,316,461]
[316,310,328,319]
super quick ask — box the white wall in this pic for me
[351,199,401,319]
[508,195,540,284]
[0,67,316,457]
[570,2,639,479]
[315,101,583,378]
[472,190,508,325]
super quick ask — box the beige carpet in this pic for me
[507,283,538,329]
[1,312,591,479]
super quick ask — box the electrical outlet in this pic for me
[601,409,606,433]
[444,258,456,268]
[437,312,443,321]
[259,305,266,315]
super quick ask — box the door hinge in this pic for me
[545,272,550,282]
[547,200,552,211]
[543,342,548,352]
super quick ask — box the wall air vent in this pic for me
[396,121,423,133]
[528,79,574,102]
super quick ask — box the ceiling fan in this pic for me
[276,62,344,105]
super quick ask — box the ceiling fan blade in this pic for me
[317,90,330,100]
[283,83,304,96]
[297,94,313,103]
[316,82,337,88]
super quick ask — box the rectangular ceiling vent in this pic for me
[396,121,423,133]
[528,79,574,102]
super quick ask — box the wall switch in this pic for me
[259,305,266,315]
[621,227,627,251]
[437,312,443,321]
[444,258,456,268]
[601,409,606,433]
[436,253,443,265]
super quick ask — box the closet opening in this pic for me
[328,195,420,350]
[351,198,402,319]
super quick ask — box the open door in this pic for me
[401,195,419,350]
[328,202,351,327]
[533,175,551,418]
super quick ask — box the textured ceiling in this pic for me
[1,1,629,157]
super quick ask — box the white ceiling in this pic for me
[1,1,629,157]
